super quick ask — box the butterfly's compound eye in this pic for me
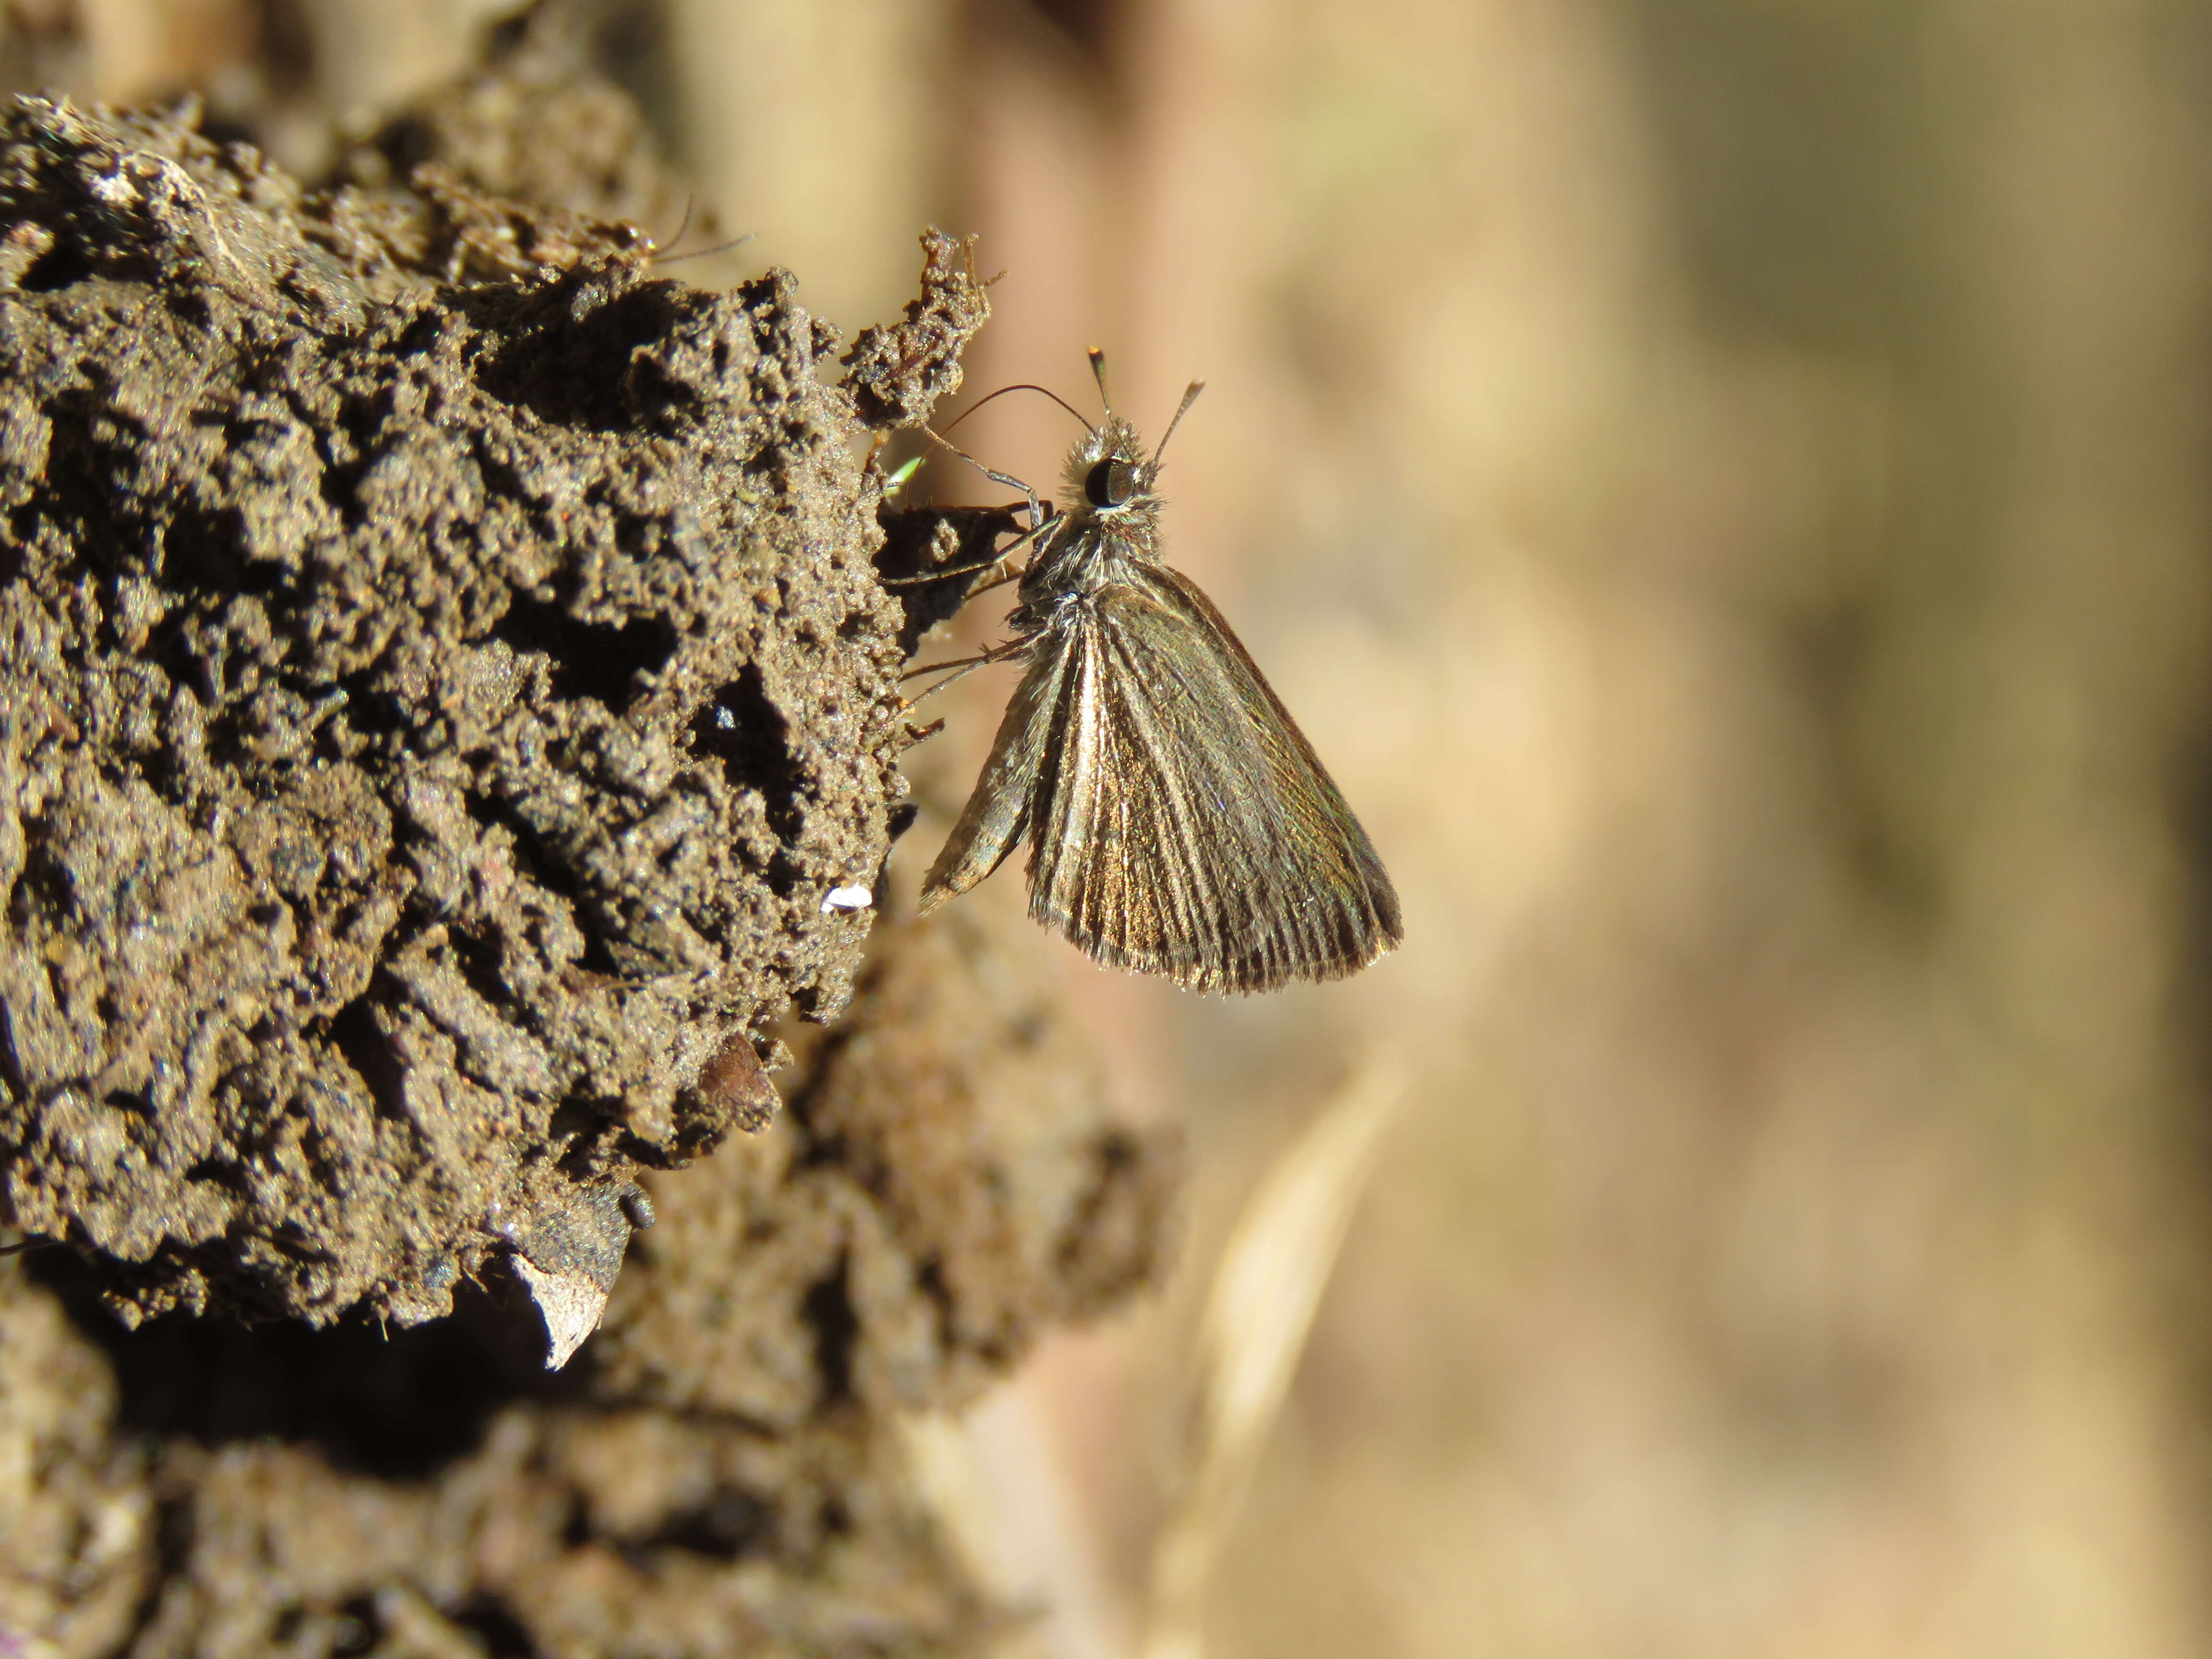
[1084,458,1139,508]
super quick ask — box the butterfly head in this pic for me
[1065,417,1157,522]
[1054,352,1204,540]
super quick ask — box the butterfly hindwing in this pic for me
[1026,569,1402,992]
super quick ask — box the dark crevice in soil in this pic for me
[494,593,678,710]
[326,991,408,1120]
[449,1594,541,1659]
[802,1254,859,1407]
[690,663,804,840]
[647,1487,779,1561]
[32,1249,569,1479]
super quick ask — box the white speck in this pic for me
[90,170,138,205]
[821,884,873,914]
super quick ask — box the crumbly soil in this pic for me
[0,86,968,1328]
[1,892,1174,1659]
[0,24,1176,1659]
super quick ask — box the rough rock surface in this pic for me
[0,89,988,1329]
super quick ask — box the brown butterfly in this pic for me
[912,351,1401,994]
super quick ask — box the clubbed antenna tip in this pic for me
[1158,379,1205,460]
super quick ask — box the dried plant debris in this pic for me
[0,898,1175,1659]
[0,91,991,1332]
[497,1178,647,1369]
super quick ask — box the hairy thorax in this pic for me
[1015,515,1156,630]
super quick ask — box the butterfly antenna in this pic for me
[944,383,1095,436]
[1156,379,1206,460]
[655,193,696,254]
[655,230,757,267]
[921,425,1046,532]
[1087,347,1114,416]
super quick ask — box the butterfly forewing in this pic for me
[919,637,1067,906]
[1027,568,1402,992]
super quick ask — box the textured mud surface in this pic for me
[0,19,1185,1654]
[0,29,1177,1656]
[0,90,991,1328]
[0,896,1176,1659]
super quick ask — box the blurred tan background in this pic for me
[13,0,2212,1654]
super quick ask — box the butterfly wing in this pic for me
[1027,567,1402,992]
[918,633,1072,911]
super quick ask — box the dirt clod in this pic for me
[0,90,938,1330]
[840,229,990,433]
[0,33,1178,1656]
[1,892,1175,1659]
